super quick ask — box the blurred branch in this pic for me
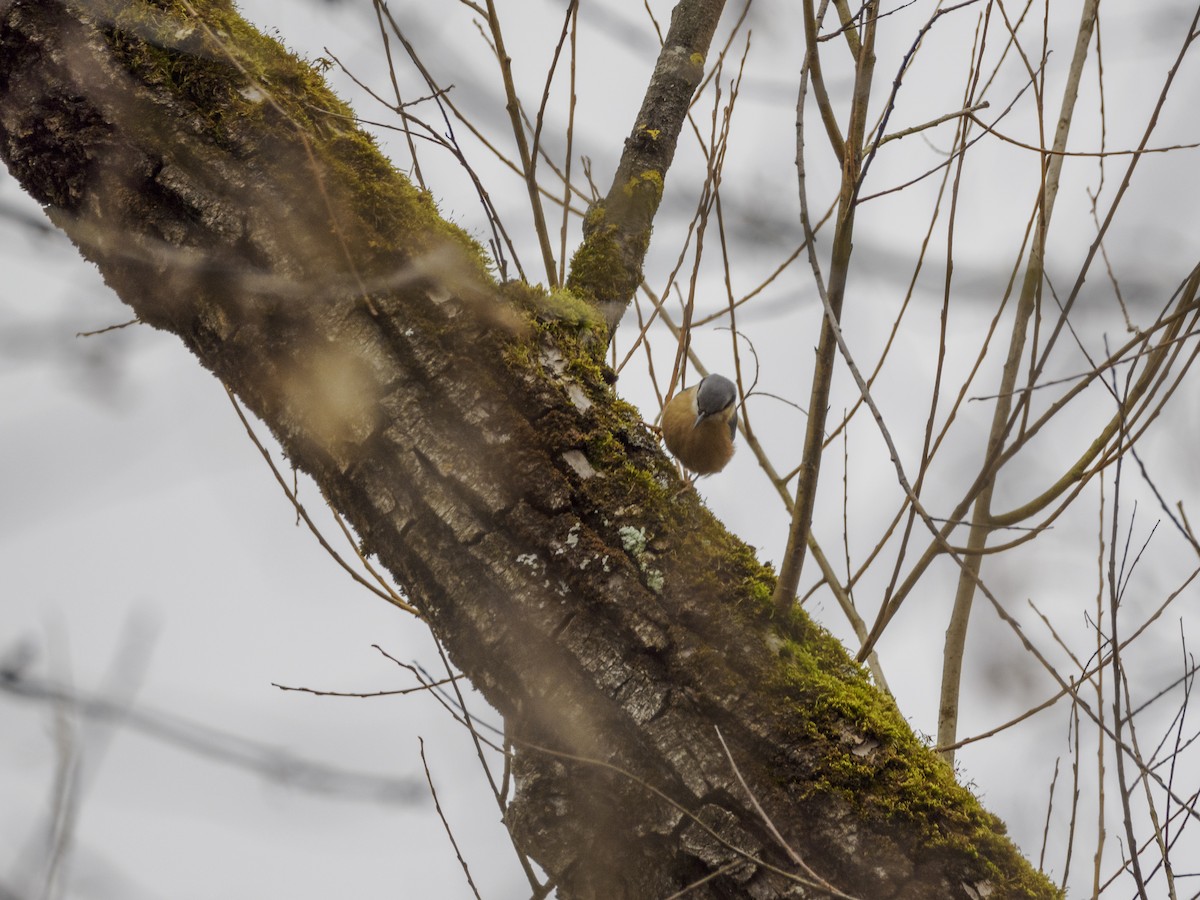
[1,659,423,805]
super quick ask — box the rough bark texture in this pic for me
[0,2,1059,898]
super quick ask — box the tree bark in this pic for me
[0,2,1058,897]
[566,0,725,329]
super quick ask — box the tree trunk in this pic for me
[0,2,1058,897]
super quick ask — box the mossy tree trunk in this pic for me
[0,2,1058,897]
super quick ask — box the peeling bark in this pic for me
[0,2,1059,897]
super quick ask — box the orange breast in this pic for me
[662,394,735,475]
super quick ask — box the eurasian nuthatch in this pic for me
[661,373,738,475]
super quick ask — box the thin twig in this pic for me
[75,318,139,338]
[713,726,844,894]
[419,737,484,900]
[482,0,558,285]
[223,386,419,615]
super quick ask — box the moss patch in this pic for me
[768,624,1060,897]
[503,281,607,337]
[101,0,490,279]
[565,203,628,307]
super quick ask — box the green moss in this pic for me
[724,542,778,615]
[543,287,607,330]
[565,204,624,305]
[743,575,773,609]
[102,0,491,280]
[582,428,629,470]
[765,625,1060,897]
[503,282,607,336]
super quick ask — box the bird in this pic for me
[660,373,738,475]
